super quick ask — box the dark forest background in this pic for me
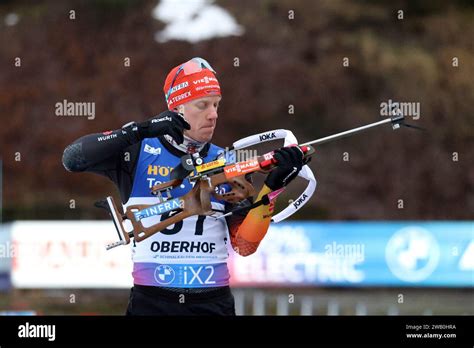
[0,0,472,221]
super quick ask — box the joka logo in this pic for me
[259,132,276,142]
[154,265,176,285]
[293,193,308,209]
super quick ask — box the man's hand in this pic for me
[137,111,191,144]
[264,146,305,191]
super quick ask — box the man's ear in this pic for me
[176,105,185,114]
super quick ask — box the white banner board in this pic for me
[11,221,133,288]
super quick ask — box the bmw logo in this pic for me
[385,227,440,282]
[153,265,176,285]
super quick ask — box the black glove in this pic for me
[264,147,305,191]
[137,111,191,144]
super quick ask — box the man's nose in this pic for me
[207,108,218,120]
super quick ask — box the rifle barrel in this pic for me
[300,117,397,147]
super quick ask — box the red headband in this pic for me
[163,63,221,110]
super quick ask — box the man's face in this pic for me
[177,95,221,143]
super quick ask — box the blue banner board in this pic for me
[229,222,474,287]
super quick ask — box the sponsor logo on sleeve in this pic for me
[144,144,161,155]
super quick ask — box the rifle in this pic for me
[97,114,418,250]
